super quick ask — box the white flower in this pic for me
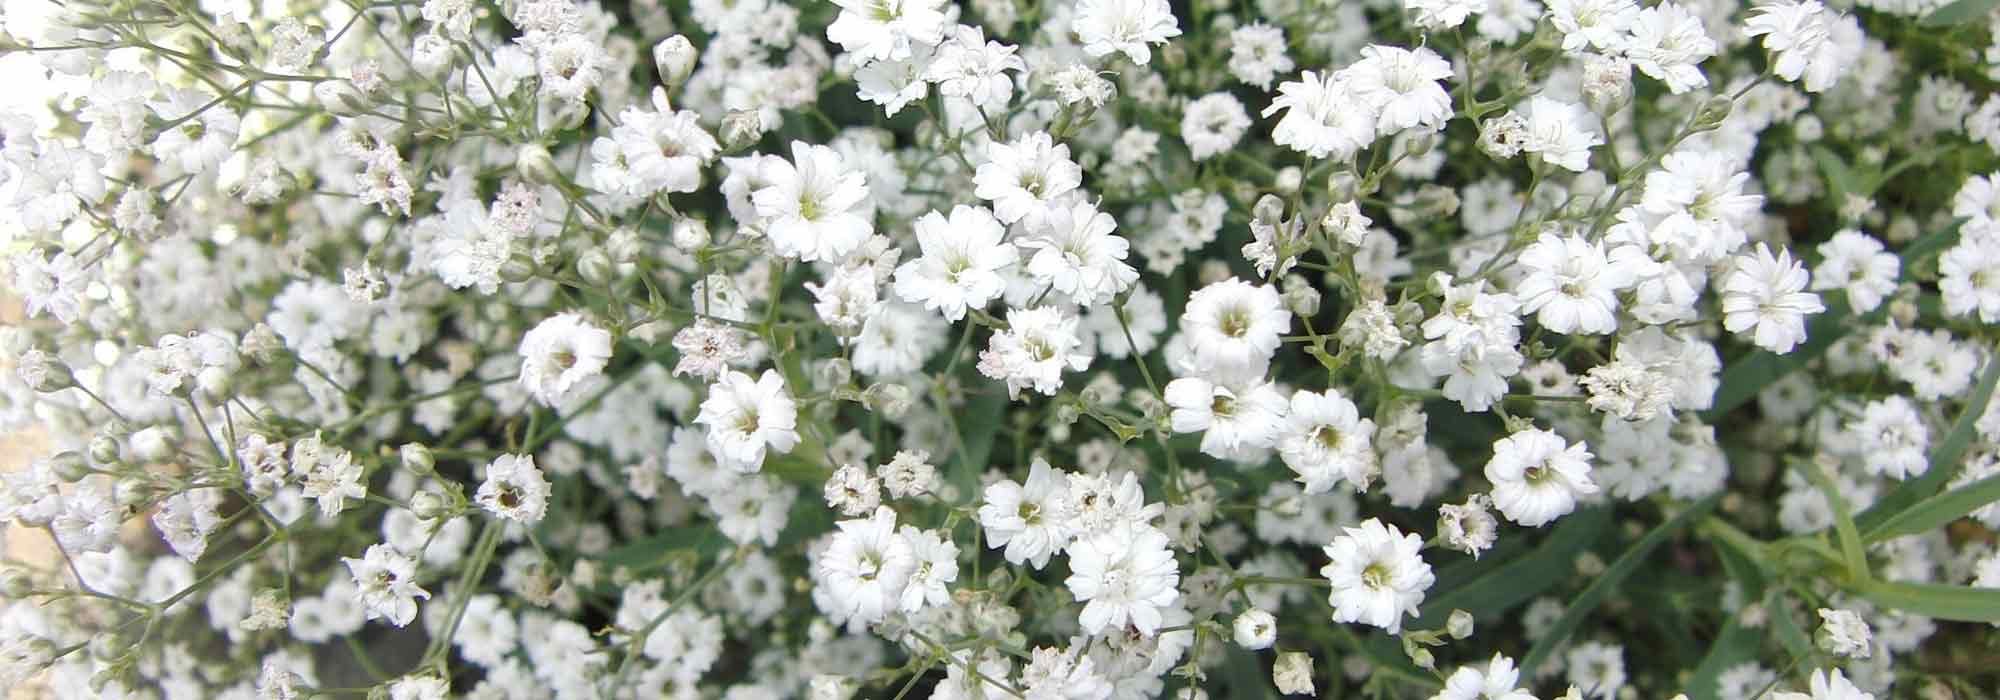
[894,205,1017,321]
[816,506,915,626]
[807,263,885,336]
[1438,496,1499,558]
[476,454,551,524]
[977,458,1077,569]
[1278,389,1379,494]
[1744,1,1848,93]
[1166,377,1288,462]
[518,312,614,406]
[899,526,959,613]
[1264,71,1376,161]
[1319,518,1434,634]
[1565,642,1627,699]
[1845,396,1929,480]
[1721,244,1825,355]
[1073,0,1181,65]
[1405,0,1489,30]
[927,25,1025,108]
[1273,651,1315,695]
[1513,96,1603,173]
[1939,228,2000,323]
[51,478,120,553]
[1065,524,1180,635]
[1021,644,1114,700]
[1434,654,1536,700]
[1816,608,1872,659]
[1019,199,1139,307]
[825,0,947,62]
[976,306,1090,399]
[754,141,874,263]
[1513,233,1639,335]
[974,132,1083,226]
[1623,3,1716,94]
[1347,45,1454,136]
[694,369,802,472]
[344,544,430,627]
[1181,92,1252,161]
[1811,230,1899,314]
[1181,278,1291,384]
[1772,669,1873,700]
[1548,0,1637,53]
[1485,428,1599,527]
[1228,24,1294,90]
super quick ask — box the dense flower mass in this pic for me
[1,0,1998,699]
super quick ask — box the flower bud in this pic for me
[130,426,177,463]
[0,566,33,598]
[653,35,698,86]
[499,254,537,284]
[16,349,72,392]
[114,478,153,507]
[862,383,913,418]
[1446,609,1475,639]
[1692,95,1734,132]
[49,451,91,482]
[401,443,435,475]
[721,110,764,151]
[312,80,371,116]
[410,490,450,520]
[88,434,122,466]
[1233,609,1277,649]
[546,98,590,132]
[576,249,617,287]
[672,218,711,251]
[1274,166,1303,193]
[1282,282,1320,317]
[517,143,562,187]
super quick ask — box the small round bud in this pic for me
[1282,283,1321,317]
[401,443,435,475]
[816,358,853,389]
[576,249,617,287]
[1233,609,1277,650]
[1274,166,1303,193]
[1446,609,1475,639]
[546,99,590,132]
[49,451,91,482]
[114,478,153,507]
[88,434,122,466]
[1692,95,1734,132]
[672,218,711,251]
[410,490,449,520]
[517,143,562,186]
[862,383,913,418]
[499,254,537,284]
[129,426,177,463]
[653,35,698,85]
[16,349,72,392]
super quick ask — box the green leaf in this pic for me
[1810,146,1857,201]
[1766,590,1814,661]
[1519,496,1719,676]
[1850,579,2000,623]
[1856,349,2000,533]
[1799,459,1871,584]
[1922,0,2000,26]
[1413,507,1611,628]
[1702,295,1856,420]
[1865,473,2000,543]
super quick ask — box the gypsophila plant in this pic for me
[3,0,2000,697]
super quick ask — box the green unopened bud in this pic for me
[1692,95,1734,132]
[576,249,617,287]
[862,383,913,418]
[49,451,90,482]
[547,98,590,132]
[410,490,449,520]
[129,426,176,463]
[401,443,435,475]
[16,349,71,392]
[114,478,152,508]
[499,254,537,284]
[88,434,122,466]
[517,143,562,186]
[1447,610,1475,639]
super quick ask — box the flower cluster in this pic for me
[0,0,1998,699]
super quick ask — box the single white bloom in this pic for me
[1484,428,1599,527]
[694,369,802,472]
[1319,518,1434,633]
[518,312,614,407]
[1065,524,1180,636]
[476,454,551,524]
[754,141,874,262]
